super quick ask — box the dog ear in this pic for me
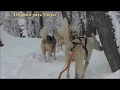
[91,33,95,38]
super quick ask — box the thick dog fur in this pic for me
[62,17,103,79]
[40,27,56,62]
[53,30,64,52]
[40,26,48,40]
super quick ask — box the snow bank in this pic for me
[107,11,120,53]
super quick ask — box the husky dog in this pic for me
[61,17,103,79]
[40,26,56,62]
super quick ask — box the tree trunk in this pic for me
[78,11,86,36]
[33,11,41,38]
[26,11,35,37]
[86,11,96,37]
[92,11,120,72]
[39,11,44,29]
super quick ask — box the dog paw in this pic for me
[67,75,70,79]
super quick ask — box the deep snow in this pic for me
[0,27,120,79]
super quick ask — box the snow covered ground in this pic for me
[0,27,120,79]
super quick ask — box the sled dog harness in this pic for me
[71,37,88,58]
[58,37,88,79]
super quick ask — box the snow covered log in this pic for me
[92,11,120,72]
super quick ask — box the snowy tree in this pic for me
[0,11,5,26]
[86,11,97,37]
[26,11,35,37]
[3,11,20,37]
[33,11,41,38]
[92,11,120,72]
[42,11,63,36]
[17,11,28,37]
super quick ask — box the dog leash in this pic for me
[58,48,75,79]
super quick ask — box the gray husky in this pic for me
[40,26,56,62]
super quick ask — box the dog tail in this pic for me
[63,17,69,41]
[63,17,73,48]
[40,26,48,40]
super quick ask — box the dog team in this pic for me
[40,17,103,79]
